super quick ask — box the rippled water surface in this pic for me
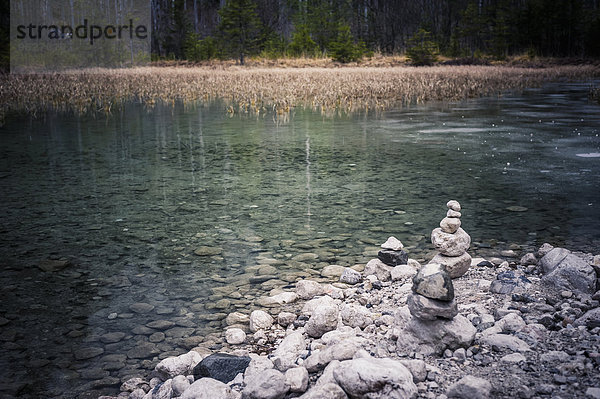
[1,82,599,398]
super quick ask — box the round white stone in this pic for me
[225,328,246,345]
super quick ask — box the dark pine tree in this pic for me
[218,0,262,65]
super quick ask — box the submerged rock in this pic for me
[194,246,223,256]
[38,259,71,272]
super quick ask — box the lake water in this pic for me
[1,82,599,398]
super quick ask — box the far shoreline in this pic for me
[1,61,599,124]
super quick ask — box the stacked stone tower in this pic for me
[430,200,472,278]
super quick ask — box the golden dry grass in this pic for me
[1,64,599,121]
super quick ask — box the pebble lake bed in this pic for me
[0,81,599,398]
[100,201,600,399]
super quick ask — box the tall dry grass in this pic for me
[1,65,599,121]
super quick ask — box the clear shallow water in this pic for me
[0,82,599,398]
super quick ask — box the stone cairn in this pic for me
[429,200,472,279]
[378,236,408,266]
[407,263,458,321]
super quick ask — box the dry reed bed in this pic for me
[1,65,599,119]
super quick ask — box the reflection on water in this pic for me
[0,82,599,398]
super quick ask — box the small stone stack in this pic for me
[378,236,408,266]
[430,200,472,279]
[407,263,458,321]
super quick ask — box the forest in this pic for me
[152,0,600,63]
[2,0,600,71]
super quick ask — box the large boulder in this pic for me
[305,301,339,338]
[242,368,289,399]
[272,332,306,371]
[539,249,596,295]
[244,356,275,380]
[285,367,309,393]
[303,339,363,372]
[395,306,476,356]
[298,383,348,399]
[539,248,571,274]
[431,227,471,257]
[193,353,251,383]
[225,328,247,345]
[302,295,336,315]
[333,353,417,399]
[155,350,202,380]
[180,378,238,399]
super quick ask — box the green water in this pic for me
[0,82,599,397]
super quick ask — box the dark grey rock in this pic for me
[126,342,160,359]
[477,260,494,268]
[539,248,571,274]
[574,308,600,329]
[446,375,492,399]
[540,249,597,295]
[407,293,458,320]
[490,271,531,295]
[520,253,538,266]
[73,347,104,360]
[537,243,555,258]
[193,353,251,383]
[377,249,408,267]
[412,263,454,301]
[339,268,362,285]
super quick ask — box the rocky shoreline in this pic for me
[102,201,600,399]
